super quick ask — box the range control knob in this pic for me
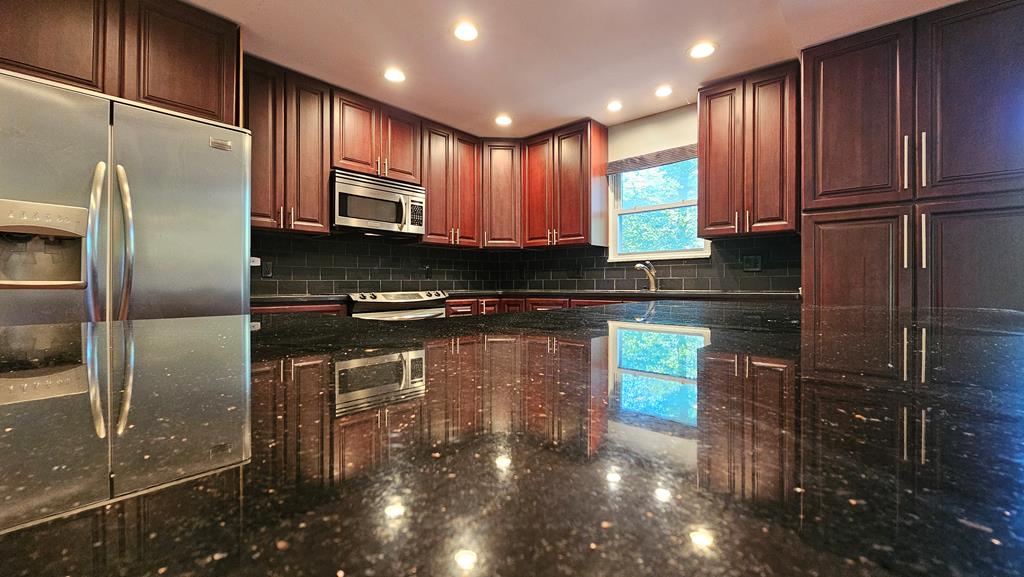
[357,293,366,300]
[426,291,434,297]
[369,293,378,299]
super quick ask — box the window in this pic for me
[608,157,710,262]
[607,322,711,428]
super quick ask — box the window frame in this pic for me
[607,155,710,263]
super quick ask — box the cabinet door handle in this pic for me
[919,409,927,465]
[920,213,927,269]
[902,135,909,190]
[290,207,295,228]
[279,206,285,229]
[547,229,552,245]
[919,327,927,385]
[456,227,460,244]
[920,132,928,188]
[449,228,454,244]
[745,210,750,232]
[734,211,739,232]
[376,157,381,175]
[553,229,559,244]
[901,406,908,461]
[902,214,908,269]
[384,157,389,176]
[901,326,908,382]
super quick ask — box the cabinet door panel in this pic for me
[553,124,589,244]
[421,122,453,245]
[916,0,1024,199]
[381,106,421,184]
[802,21,914,209]
[802,206,913,309]
[445,299,479,317]
[332,90,379,175]
[917,195,1024,311]
[455,133,482,247]
[482,141,522,247]
[523,135,553,247]
[698,351,742,494]
[122,0,239,124]
[285,73,331,233]
[0,0,120,94]
[745,357,795,503]
[698,78,744,237]
[244,57,285,230]
[334,411,380,481]
[744,63,799,234]
[499,299,526,314]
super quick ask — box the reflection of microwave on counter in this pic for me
[335,348,425,418]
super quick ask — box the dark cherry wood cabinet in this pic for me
[122,0,239,124]
[454,133,482,246]
[526,298,569,311]
[332,89,379,176]
[244,56,286,230]
[698,78,744,238]
[743,63,799,234]
[802,206,913,309]
[916,194,1024,311]
[499,298,526,314]
[285,72,331,234]
[522,121,608,247]
[482,140,522,247]
[0,0,238,124]
[802,21,914,210]
[445,299,479,317]
[698,62,798,238]
[380,105,421,184]
[0,0,120,93]
[523,134,554,247]
[915,0,1024,200]
[479,298,500,315]
[421,122,454,245]
[331,92,421,184]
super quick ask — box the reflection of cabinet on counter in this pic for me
[698,350,796,503]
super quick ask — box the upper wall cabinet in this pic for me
[332,91,421,184]
[0,0,240,124]
[420,124,481,247]
[454,132,482,246]
[698,62,799,238]
[915,0,1024,199]
[0,0,120,93]
[482,140,522,248]
[521,120,608,247]
[244,56,286,230]
[802,22,913,210]
[122,0,240,124]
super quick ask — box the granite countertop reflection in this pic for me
[2,301,1024,576]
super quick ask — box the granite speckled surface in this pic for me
[2,301,1023,576]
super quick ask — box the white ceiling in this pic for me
[192,0,960,137]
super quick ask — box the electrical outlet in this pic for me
[249,256,261,267]
[261,260,273,278]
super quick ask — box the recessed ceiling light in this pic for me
[689,41,717,59]
[383,67,406,82]
[494,114,512,126]
[655,85,673,98]
[453,21,478,41]
[607,100,623,112]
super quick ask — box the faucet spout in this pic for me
[634,261,658,292]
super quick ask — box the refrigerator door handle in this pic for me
[86,323,107,439]
[115,321,135,436]
[86,161,106,321]
[115,165,136,321]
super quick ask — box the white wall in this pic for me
[607,104,698,162]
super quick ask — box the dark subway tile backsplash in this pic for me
[250,231,801,296]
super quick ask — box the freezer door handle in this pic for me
[86,161,106,320]
[115,165,136,321]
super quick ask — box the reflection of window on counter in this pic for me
[607,322,710,428]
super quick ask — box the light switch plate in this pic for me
[249,256,261,267]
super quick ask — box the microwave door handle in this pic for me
[397,196,407,231]
[399,353,410,389]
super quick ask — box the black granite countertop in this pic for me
[3,301,1024,576]
[251,289,801,305]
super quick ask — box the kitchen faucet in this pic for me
[634,261,658,292]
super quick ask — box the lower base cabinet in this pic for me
[499,298,526,313]
[445,299,479,317]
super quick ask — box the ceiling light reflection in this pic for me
[689,529,715,549]
[495,455,512,470]
[654,487,672,502]
[454,549,478,570]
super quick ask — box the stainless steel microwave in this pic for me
[333,170,425,235]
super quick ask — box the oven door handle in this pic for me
[352,308,446,321]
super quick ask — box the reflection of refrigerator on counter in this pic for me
[0,69,250,325]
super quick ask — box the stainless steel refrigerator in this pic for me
[0,69,250,325]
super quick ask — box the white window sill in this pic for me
[607,248,711,263]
